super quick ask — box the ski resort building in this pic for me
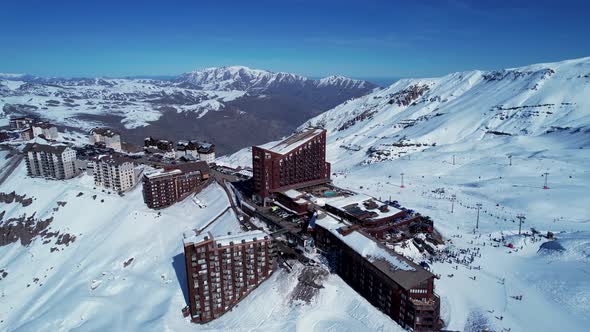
[142,162,210,209]
[252,128,330,200]
[89,128,122,151]
[9,116,35,129]
[183,230,276,323]
[92,154,138,193]
[18,127,34,141]
[175,141,217,164]
[197,143,216,164]
[313,215,441,331]
[23,143,78,180]
[31,122,59,140]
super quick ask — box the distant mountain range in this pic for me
[176,66,377,92]
[0,67,379,154]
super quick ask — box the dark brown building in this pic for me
[314,216,441,331]
[142,162,209,209]
[183,231,276,323]
[252,128,330,200]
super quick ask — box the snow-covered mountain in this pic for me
[0,68,378,154]
[176,65,377,93]
[221,56,590,331]
[301,56,590,165]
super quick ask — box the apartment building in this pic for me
[175,141,216,164]
[252,128,330,200]
[142,162,210,209]
[314,215,441,331]
[183,230,275,323]
[92,154,137,193]
[18,127,34,141]
[31,122,59,140]
[9,116,35,129]
[23,143,78,180]
[89,128,122,151]
[197,143,216,164]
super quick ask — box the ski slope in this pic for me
[222,56,590,331]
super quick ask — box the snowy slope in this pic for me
[222,56,590,331]
[0,157,404,331]
[0,77,244,130]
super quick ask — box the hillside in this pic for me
[0,152,403,331]
[0,67,378,154]
[222,56,590,331]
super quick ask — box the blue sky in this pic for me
[1,0,589,80]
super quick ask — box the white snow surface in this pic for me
[316,215,415,271]
[0,78,245,130]
[223,56,590,331]
[177,66,376,92]
[0,159,404,331]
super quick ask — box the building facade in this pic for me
[183,231,275,323]
[92,155,137,192]
[23,143,78,180]
[252,128,330,200]
[89,128,122,151]
[9,116,35,129]
[142,162,209,209]
[19,127,34,141]
[314,217,441,331]
[197,143,216,164]
[31,122,59,140]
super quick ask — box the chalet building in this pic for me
[89,128,122,151]
[142,162,210,209]
[252,128,330,200]
[31,122,59,140]
[183,230,275,323]
[9,116,35,129]
[314,216,441,331]
[145,137,175,159]
[92,155,137,193]
[175,141,216,164]
[0,131,10,142]
[176,140,199,159]
[18,127,34,141]
[197,143,216,164]
[23,143,78,180]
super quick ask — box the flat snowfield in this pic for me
[0,159,402,332]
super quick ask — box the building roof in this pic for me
[165,161,210,174]
[183,230,269,246]
[145,161,210,179]
[324,193,403,222]
[32,122,57,129]
[91,128,119,137]
[280,189,305,200]
[259,128,325,155]
[144,168,182,179]
[96,154,134,166]
[316,215,434,290]
[23,142,70,154]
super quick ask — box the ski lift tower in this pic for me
[400,172,405,188]
[543,172,550,189]
[508,155,512,166]
[451,194,456,213]
[475,203,482,230]
[517,214,526,235]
